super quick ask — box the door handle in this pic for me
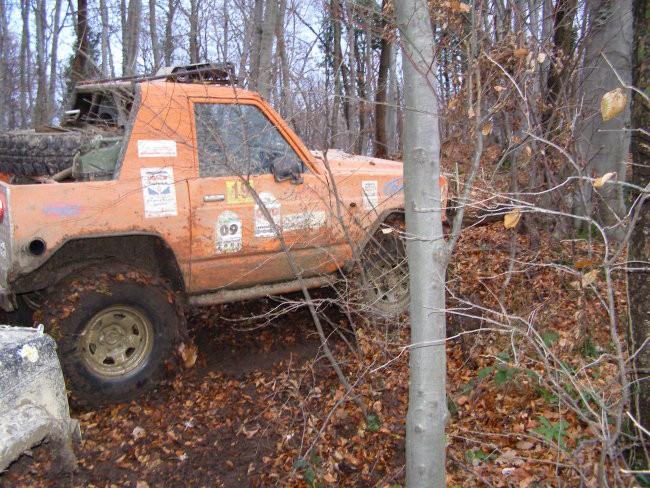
[203,194,225,202]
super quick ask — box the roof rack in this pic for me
[77,62,238,86]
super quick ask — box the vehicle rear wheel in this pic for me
[359,226,410,317]
[39,265,181,408]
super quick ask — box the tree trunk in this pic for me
[19,0,31,128]
[149,0,161,69]
[330,0,346,148]
[275,0,291,116]
[386,43,399,156]
[629,0,650,434]
[374,1,391,159]
[395,0,448,486]
[47,0,63,121]
[188,0,199,63]
[122,0,142,76]
[342,0,359,151]
[71,0,90,85]
[99,0,113,76]
[247,0,265,90]
[574,0,633,238]
[256,0,279,100]
[33,0,48,126]
[544,0,578,124]
[163,0,177,66]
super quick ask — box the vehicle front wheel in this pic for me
[39,266,181,408]
[358,226,410,317]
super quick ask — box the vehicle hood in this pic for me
[310,149,403,175]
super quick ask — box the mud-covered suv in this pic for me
[0,63,447,407]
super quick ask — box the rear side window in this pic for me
[194,103,305,178]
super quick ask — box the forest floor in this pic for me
[1,222,636,487]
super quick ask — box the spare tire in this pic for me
[0,130,91,177]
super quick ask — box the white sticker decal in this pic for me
[141,167,178,218]
[283,211,327,232]
[138,140,178,158]
[254,192,281,237]
[362,180,379,210]
[216,211,242,254]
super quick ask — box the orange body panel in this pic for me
[0,81,447,297]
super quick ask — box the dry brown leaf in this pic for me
[494,85,506,92]
[601,88,627,121]
[514,48,529,59]
[458,2,471,12]
[593,172,616,188]
[482,122,493,136]
[504,210,521,229]
[537,52,547,63]
[178,342,198,368]
[323,473,338,483]
[516,440,535,450]
[582,269,598,288]
[573,259,598,270]
[448,99,459,109]
[468,106,476,118]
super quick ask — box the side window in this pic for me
[194,103,306,178]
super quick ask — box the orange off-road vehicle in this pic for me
[0,63,447,406]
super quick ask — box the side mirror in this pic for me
[271,156,304,185]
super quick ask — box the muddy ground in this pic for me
[2,291,400,488]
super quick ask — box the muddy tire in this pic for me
[0,131,88,176]
[359,227,410,317]
[39,266,181,408]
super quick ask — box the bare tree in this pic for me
[47,0,63,120]
[574,0,633,239]
[149,0,161,69]
[122,0,142,76]
[256,0,279,99]
[395,0,448,486]
[629,0,650,437]
[33,0,48,126]
[163,0,178,66]
[71,0,90,85]
[99,0,113,77]
[19,0,32,127]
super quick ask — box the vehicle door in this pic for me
[188,100,342,293]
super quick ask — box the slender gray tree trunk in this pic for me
[395,1,448,486]
[386,43,399,156]
[247,0,265,89]
[47,0,62,121]
[163,0,177,66]
[342,0,359,151]
[256,0,279,99]
[575,0,633,239]
[122,0,142,76]
[19,0,31,128]
[99,0,112,76]
[187,0,199,63]
[33,0,48,126]
[149,0,161,69]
